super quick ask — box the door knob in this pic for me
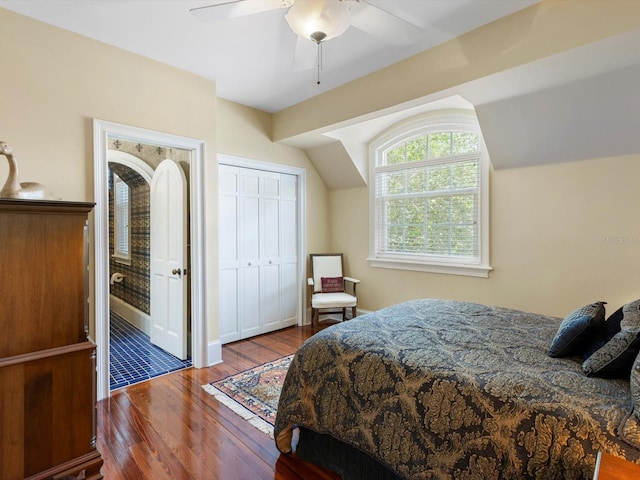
[172,268,182,277]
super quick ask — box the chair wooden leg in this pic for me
[312,308,318,326]
[352,306,357,319]
[342,308,346,321]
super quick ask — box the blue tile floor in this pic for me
[109,312,192,391]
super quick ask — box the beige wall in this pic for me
[0,8,216,202]
[216,97,331,262]
[330,154,640,318]
[0,8,219,341]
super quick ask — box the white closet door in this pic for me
[261,171,282,332]
[219,165,240,344]
[218,163,299,344]
[280,174,298,326]
[239,170,261,339]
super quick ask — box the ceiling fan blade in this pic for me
[292,35,317,71]
[190,0,289,22]
[349,1,424,46]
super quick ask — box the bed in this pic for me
[274,299,640,479]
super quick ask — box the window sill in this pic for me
[367,257,492,278]
[112,255,132,266]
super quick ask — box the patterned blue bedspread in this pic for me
[274,299,640,479]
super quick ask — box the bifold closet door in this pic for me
[218,164,298,344]
[279,174,298,328]
[238,168,267,339]
[219,165,241,344]
[259,171,282,333]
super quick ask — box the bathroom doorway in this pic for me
[94,119,207,400]
[107,146,191,390]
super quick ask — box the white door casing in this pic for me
[93,119,207,401]
[150,159,188,360]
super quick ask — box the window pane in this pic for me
[387,226,404,251]
[405,226,425,252]
[427,196,450,225]
[452,161,478,188]
[406,136,427,162]
[427,226,450,255]
[428,165,451,191]
[386,198,405,224]
[451,225,475,256]
[386,144,405,165]
[405,198,425,224]
[386,171,406,194]
[407,169,426,193]
[428,132,452,158]
[452,132,479,154]
[450,195,475,224]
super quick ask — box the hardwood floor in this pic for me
[97,322,342,480]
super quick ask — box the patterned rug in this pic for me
[202,354,293,438]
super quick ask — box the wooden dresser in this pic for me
[0,199,103,479]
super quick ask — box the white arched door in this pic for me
[150,159,188,359]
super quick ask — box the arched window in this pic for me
[369,112,491,277]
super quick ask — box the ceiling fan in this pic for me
[190,0,424,81]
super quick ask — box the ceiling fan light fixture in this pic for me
[285,0,351,43]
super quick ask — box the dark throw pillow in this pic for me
[548,302,606,358]
[582,300,640,378]
[582,306,624,360]
[321,276,344,293]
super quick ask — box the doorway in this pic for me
[93,119,207,400]
[107,147,191,390]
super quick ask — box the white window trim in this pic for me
[112,172,132,265]
[368,111,492,278]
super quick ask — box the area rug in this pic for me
[202,354,293,438]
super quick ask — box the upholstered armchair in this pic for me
[308,253,360,326]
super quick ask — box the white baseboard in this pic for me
[304,307,370,324]
[109,294,151,335]
[208,340,222,366]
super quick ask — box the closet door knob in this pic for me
[172,268,182,277]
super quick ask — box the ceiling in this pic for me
[0,0,538,113]
[2,0,639,189]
